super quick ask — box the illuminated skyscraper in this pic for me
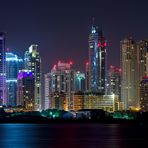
[137,40,148,79]
[120,38,139,110]
[24,45,41,110]
[140,77,148,112]
[85,62,89,91]
[45,61,75,110]
[6,52,23,106]
[107,65,121,99]
[17,70,34,110]
[0,33,6,105]
[44,73,51,109]
[51,61,75,110]
[88,25,107,94]
[74,71,85,92]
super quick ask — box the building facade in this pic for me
[107,65,121,99]
[137,40,148,79]
[6,52,23,106]
[44,73,51,109]
[0,33,6,105]
[88,25,107,94]
[24,45,41,110]
[70,92,119,112]
[120,38,139,110]
[17,70,34,111]
[50,91,66,110]
[74,71,85,92]
[47,61,75,110]
[140,77,148,112]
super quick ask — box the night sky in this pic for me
[0,0,148,73]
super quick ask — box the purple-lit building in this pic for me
[17,70,34,111]
[0,32,6,105]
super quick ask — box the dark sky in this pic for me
[0,0,148,73]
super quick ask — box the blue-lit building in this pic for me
[17,70,34,111]
[88,25,107,94]
[0,32,6,105]
[6,52,23,106]
[74,71,85,92]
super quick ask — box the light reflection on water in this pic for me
[0,123,147,148]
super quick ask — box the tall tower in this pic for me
[74,71,85,92]
[107,65,121,99]
[44,73,51,110]
[140,77,148,112]
[88,25,107,94]
[0,33,6,105]
[137,40,148,79]
[85,62,89,91]
[24,45,41,111]
[17,70,34,110]
[120,38,139,110]
[6,52,23,106]
[45,61,75,110]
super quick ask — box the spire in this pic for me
[91,17,97,34]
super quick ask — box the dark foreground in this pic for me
[0,123,147,148]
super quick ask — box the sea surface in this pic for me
[0,123,147,148]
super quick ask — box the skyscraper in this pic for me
[137,40,148,79]
[17,70,34,111]
[107,65,121,99]
[0,33,6,105]
[74,71,85,92]
[88,25,107,94]
[6,52,23,106]
[120,38,139,110]
[44,73,51,109]
[45,61,75,110]
[140,77,148,112]
[85,62,89,91]
[24,45,41,111]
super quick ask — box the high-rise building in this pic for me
[137,40,148,79]
[6,52,23,106]
[120,38,139,110]
[74,71,85,92]
[85,62,89,91]
[0,32,6,105]
[107,65,121,99]
[44,73,51,109]
[17,70,34,111]
[52,61,75,110]
[88,25,107,94]
[24,45,41,110]
[140,77,148,112]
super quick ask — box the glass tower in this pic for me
[6,52,23,106]
[0,33,6,105]
[88,25,107,94]
[24,45,41,111]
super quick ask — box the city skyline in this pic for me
[1,0,148,73]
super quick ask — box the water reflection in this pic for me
[0,123,147,148]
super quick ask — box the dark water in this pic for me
[0,123,147,148]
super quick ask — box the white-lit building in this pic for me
[24,45,42,110]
